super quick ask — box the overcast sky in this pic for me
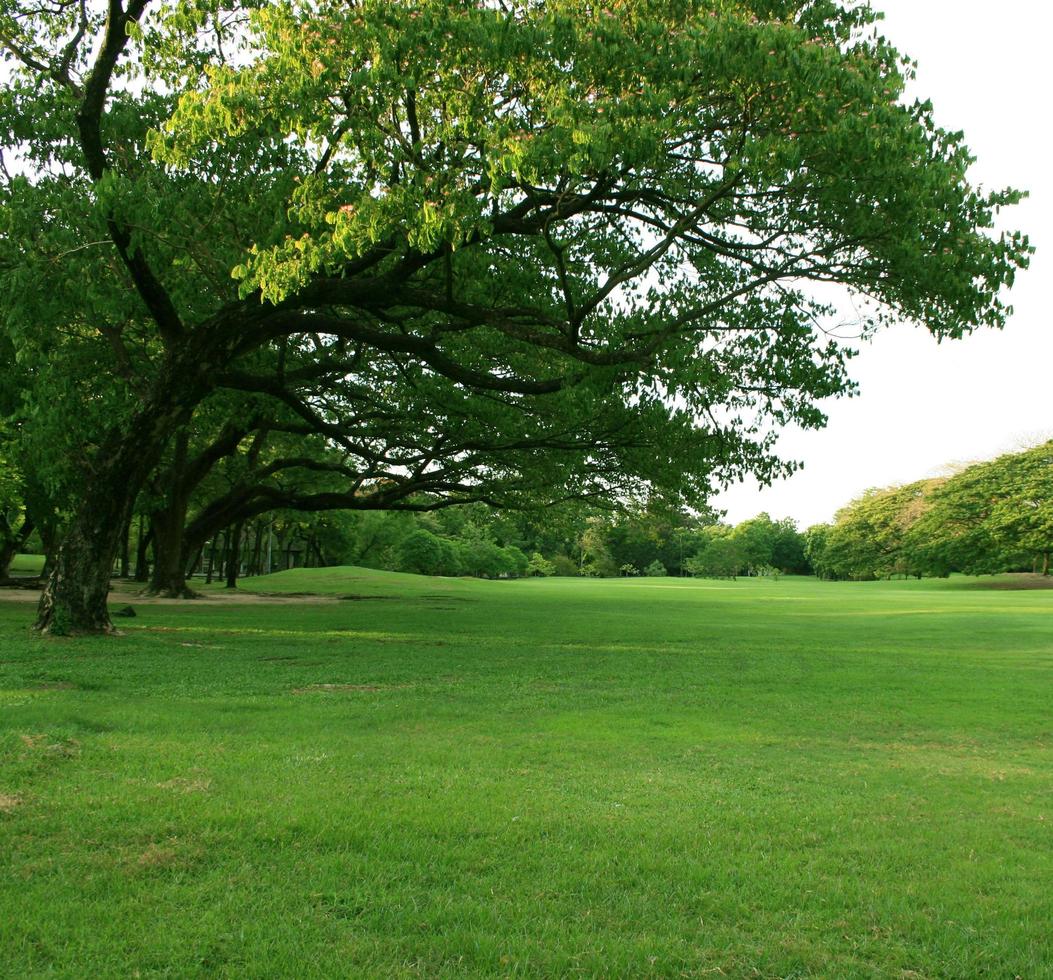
[712,0,1052,528]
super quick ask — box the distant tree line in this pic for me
[253,504,813,581]
[805,441,1052,580]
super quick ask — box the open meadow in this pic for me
[1,569,1051,977]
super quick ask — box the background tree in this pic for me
[805,481,940,580]
[342,511,418,570]
[0,337,54,580]
[730,514,778,575]
[982,443,1053,575]
[686,530,743,580]
[914,443,1053,576]
[577,518,620,579]
[771,518,810,575]
[0,420,30,580]
[804,523,836,581]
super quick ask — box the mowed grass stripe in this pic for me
[1,571,1051,977]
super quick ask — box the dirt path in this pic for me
[0,581,340,605]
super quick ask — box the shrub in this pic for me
[526,552,556,577]
[398,529,457,576]
[550,554,580,577]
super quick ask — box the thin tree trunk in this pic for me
[1043,551,1050,577]
[204,533,222,585]
[225,522,244,589]
[310,536,326,568]
[0,541,16,582]
[250,522,264,577]
[185,543,204,581]
[134,515,152,582]
[119,518,131,579]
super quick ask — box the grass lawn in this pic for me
[1,570,1051,977]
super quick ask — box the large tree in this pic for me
[913,443,1053,576]
[0,0,1029,632]
[806,478,943,580]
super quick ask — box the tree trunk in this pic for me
[119,518,131,579]
[148,504,195,597]
[225,522,244,589]
[0,516,35,580]
[1043,551,1050,577]
[0,541,16,581]
[204,533,221,585]
[35,382,204,632]
[310,536,326,568]
[184,541,203,578]
[134,515,152,583]
[35,486,134,634]
[40,520,59,583]
[250,522,264,577]
[148,428,198,598]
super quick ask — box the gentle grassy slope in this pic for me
[229,563,479,598]
[1,572,1051,977]
[6,554,43,576]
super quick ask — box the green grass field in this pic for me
[1,570,1051,977]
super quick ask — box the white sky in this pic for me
[713,0,1052,528]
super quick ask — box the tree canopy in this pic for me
[0,0,1030,631]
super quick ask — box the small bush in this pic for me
[526,552,556,577]
[550,554,580,577]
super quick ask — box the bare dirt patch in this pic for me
[0,587,44,604]
[156,776,212,794]
[137,844,180,868]
[0,793,22,813]
[18,733,80,758]
[0,582,344,605]
[130,840,203,872]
